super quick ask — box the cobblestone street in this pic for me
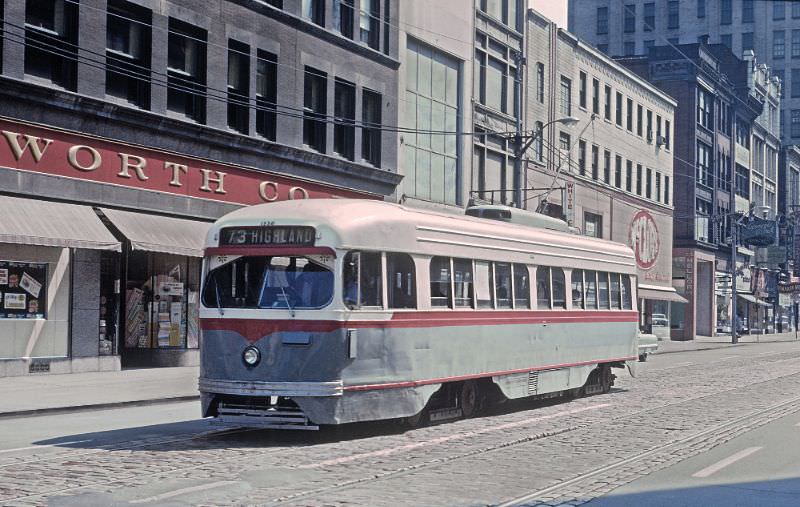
[0,341,799,506]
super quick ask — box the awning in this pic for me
[737,293,771,306]
[0,195,120,251]
[638,284,689,304]
[100,208,210,257]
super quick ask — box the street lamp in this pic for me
[513,116,580,208]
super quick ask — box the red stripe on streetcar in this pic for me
[204,246,336,257]
[342,356,638,392]
[201,310,638,343]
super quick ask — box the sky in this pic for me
[529,0,568,28]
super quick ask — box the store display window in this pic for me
[0,260,47,319]
[124,251,200,349]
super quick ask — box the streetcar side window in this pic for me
[598,272,610,309]
[610,273,622,309]
[202,256,268,308]
[475,261,493,309]
[585,270,598,309]
[453,258,474,308]
[536,266,551,309]
[343,251,383,308]
[513,263,531,309]
[621,275,633,310]
[387,253,416,309]
[430,256,452,308]
[551,268,567,309]
[571,269,585,309]
[494,262,513,309]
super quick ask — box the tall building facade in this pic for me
[0,0,401,376]
[568,0,799,149]
[525,9,680,333]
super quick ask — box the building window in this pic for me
[302,0,324,26]
[626,98,633,131]
[697,87,712,129]
[775,1,785,20]
[696,199,712,242]
[636,163,643,195]
[534,121,544,162]
[560,76,571,116]
[227,40,250,135]
[742,32,754,52]
[775,31,785,59]
[405,39,460,204]
[636,104,643,136]
[721,0,732,24]
[479,0,521,31]
[742,0,754,23]
[578,139,586,176]
[579,71,587,109]
[24,0,79,91]
[792,110,800,138]
[624,4,635,33]
[735,164,750,198]
[793,30,800,58]
[360,0,380,50]
[697,0,706,18]
[591,145,599,180]
[736,118,750,148]
[334,0,355,38]
[476,36,516,115]
[697,141,712,187]
[584,212,602,238]
[106,0,151,109]
[597,7,608,35]
[615,154,622,188]
[646,109,653,141]
[603,149,611,184]
[644,2,654,31]
[665,120,671,149]
[664,175,670,205]
[615,92,623,126]
[624,41,635,56]
[794,1,800,18]
[167,18,207,124]
[592,78,600,114]
[559,131,571,170]
[303,66,327,152]
[626,160,633,192]
[655,172,662,202]
[362,89,382,167]
[333,79,356,160]
[536,62,545,103]
[604,85,611,121]
[793,69,800,97]
[256,50,278,141]
[667,1,679,28]
[646,167,653,199]
[721,34,732,49]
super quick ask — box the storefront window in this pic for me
[125,252,200,349]
[0,260,47,319]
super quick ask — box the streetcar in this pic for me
[199,199,639,429]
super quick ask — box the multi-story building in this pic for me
[0,0,401,376]
[524,9,680,333]
[568,0,800,149]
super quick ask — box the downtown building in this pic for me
[523,9,681,335]
[0,0,401,376]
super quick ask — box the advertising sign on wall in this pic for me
[0,260,47,319]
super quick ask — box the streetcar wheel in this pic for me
[459,380,479,418]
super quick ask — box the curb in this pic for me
[655,338,800,356]
[0,395,200,419]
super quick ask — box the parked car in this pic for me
[651,313,669,327]
[650,313,670,340]
[637,333,658,362]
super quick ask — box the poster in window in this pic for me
[0,261,47,319]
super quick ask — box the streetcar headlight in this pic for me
[243,346,261,367]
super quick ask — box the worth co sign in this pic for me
[0,119,371,205]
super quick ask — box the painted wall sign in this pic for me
[629,209,660,270]
[0,119,373,206]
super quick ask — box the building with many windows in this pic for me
[524,9,680,336]
[0,0,401,376]
[568,0,800,149]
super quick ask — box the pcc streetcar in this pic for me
[199,199,639,429]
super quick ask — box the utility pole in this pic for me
[513,51,526,209]
[730,107,739,344]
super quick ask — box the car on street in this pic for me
[637,333,658,362]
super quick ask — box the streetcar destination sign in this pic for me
[220,226,316,247]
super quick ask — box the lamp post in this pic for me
[513,116,579,208]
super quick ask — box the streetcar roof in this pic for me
[207,199,636,268]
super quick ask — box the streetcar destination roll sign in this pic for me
[220,226,316,247]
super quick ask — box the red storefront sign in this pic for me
[0,118,373,204]
[629,209,660,270]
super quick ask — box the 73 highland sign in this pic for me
[0,119,371,205]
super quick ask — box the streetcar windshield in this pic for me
[202,255,334,309]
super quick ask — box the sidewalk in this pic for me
[1,332,799,418]
[0,366,199,418]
